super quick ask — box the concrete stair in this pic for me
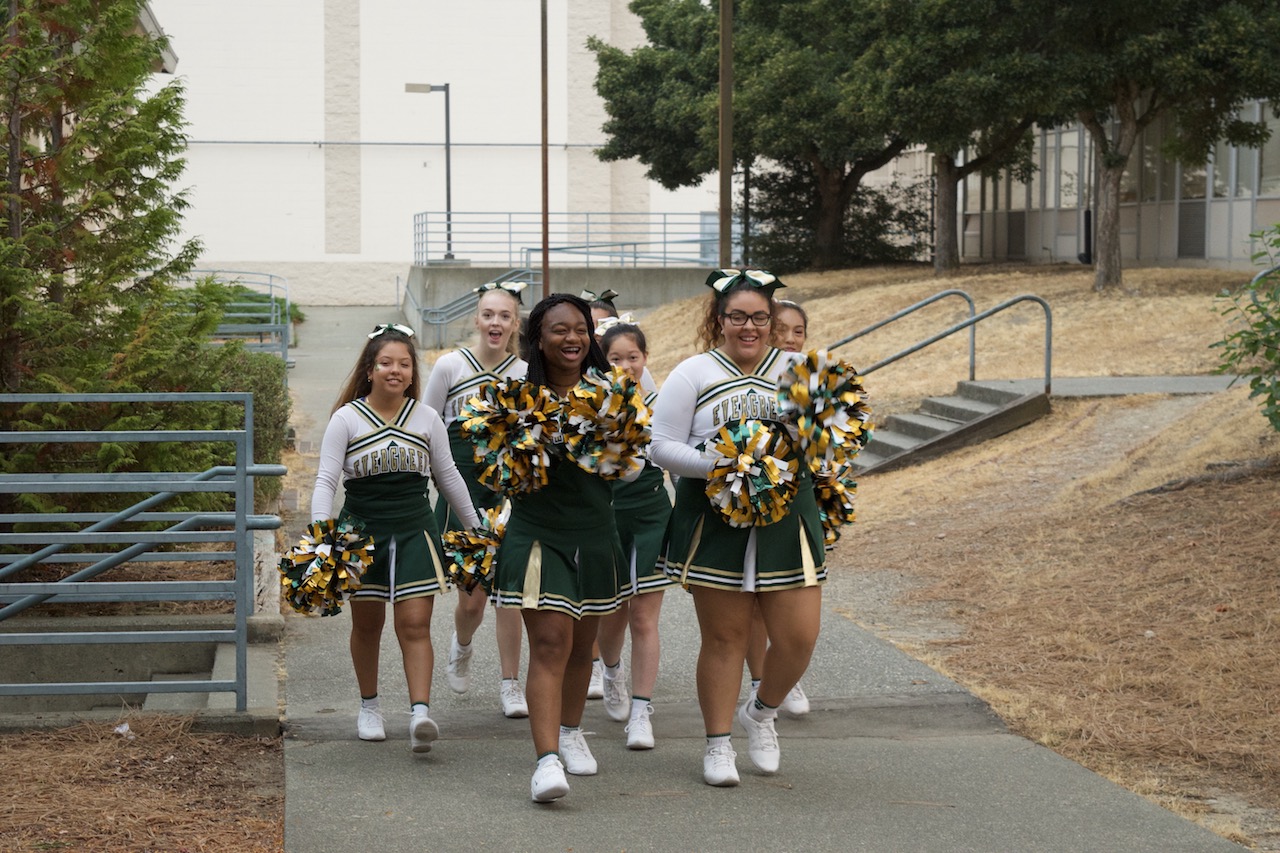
[141,643,279,714]
[853,380,1051,474]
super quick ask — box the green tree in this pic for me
[1050,0,1280,291]
[853,0,1067,275]
[1,0,200,391]
[591,0,907,270]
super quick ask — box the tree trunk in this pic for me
[933,153,961,275]
[811,160,850,269]
[1093,162,1125,291]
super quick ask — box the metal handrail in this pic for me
[847,295,1054,396]
[0,392,283,712]
[418,268,541,347]
[830,289,977,381]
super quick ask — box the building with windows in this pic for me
[936,103,1280,270]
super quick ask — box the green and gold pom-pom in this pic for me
[277,518,375,617]
[563,366,650,480]
[704,420,799,528]
[811,463,857,548]
[442,502,508,593]
[460,379,562,494]
[777,349,873,470]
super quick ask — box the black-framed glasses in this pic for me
[369,323,415,339]
[721,311,772,327]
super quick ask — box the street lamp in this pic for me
[405,82,453,260]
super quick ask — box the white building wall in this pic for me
[148,0,715,305]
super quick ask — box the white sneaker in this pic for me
[602,667,629,722]
[357,706,386,741]
[446,632,472,694]
[531,757,570,803]
[781,682,811,716]
[625,704,655,750]
[500,679,529,718]
[737,694,780,774]
[703,742,739,786]
[409,706,439,753]
[558,728,598,776]
[587,659,604,699]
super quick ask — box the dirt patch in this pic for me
[830,390,1280,850]
[0,715,282,852]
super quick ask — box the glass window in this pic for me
[1158,117,1177,201]
[1181,161,1206,200]
[1044,138,1058,208]
[1008,168,1027,211]
[1119,142,1138,203]
[1024,129,1044,208]
[1140,125,1158,202]
[1237,142,1257,198]
[1059,130,1079,208]
[1259,104,1280,196]
[964,166,983,213]
[1211,140,1230,199]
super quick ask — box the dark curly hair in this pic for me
[524,293,610,386]
[696,279,775,352]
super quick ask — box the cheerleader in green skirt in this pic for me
[489,294,633,803]
[423,280,530,718]
[650,271,825,788]
[311,324,481,754]
[594,321,674,750]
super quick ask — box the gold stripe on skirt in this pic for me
[521,541,544,609]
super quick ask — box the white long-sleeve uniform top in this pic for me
[423,349,528,425]
[309,397,481,528]
[650,347,801,479]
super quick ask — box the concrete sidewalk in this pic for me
[280,305,1245,852]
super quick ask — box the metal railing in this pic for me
[177,270,293,381]
[831,291,1053,396]
[413,268,540,348]
[412,211,717,267]
[0,393,285,713]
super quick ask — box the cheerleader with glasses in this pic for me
[650,271,826,787]
[310,323,481,753]
[423,280,531,719]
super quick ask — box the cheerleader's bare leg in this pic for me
[522,609,574,756]
[349,599,386,699]
[754,585,821,707]
[690,586,756,734]
[393,595,436,705]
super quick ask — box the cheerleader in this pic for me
[310,323,481,753]
[650,271,825,787]
[423,280,530,719]
[489,294,634,803]
[595,321,674,749]
[584,288,658,394]
[744,298,813,717]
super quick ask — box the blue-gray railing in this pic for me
[0,392,285,713]
[412,268,540,349]
[412,211,718,267]
[830,291,1053,396]
[177,269,292,380]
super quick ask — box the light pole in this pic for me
[405,82,453,260]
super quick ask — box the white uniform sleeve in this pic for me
[649,363,712,479]
[309,410,348,521]
[640,366,657,394]
[422,352,454,417]
[426,406,481,529]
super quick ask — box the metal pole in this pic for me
[541,0,551,297]
[444,83,454,259]
[718,0,733,268]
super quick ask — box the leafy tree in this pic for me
[1214,225,1280,434]
[591,0,907,270]
[1049,0,1280,291]
[1,0,200,391]
[853,0,1068,274]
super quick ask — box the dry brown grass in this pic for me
[0,715,282,852]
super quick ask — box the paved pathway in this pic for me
[280,305,1245,852]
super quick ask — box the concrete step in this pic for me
[206,643,281,712]
[141,671,211,712]
[862,427,920,457]
[883,411,964,440]
[920,394,1000,422]
[956,380,1031,406]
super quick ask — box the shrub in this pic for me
[1214,225,1280,433]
